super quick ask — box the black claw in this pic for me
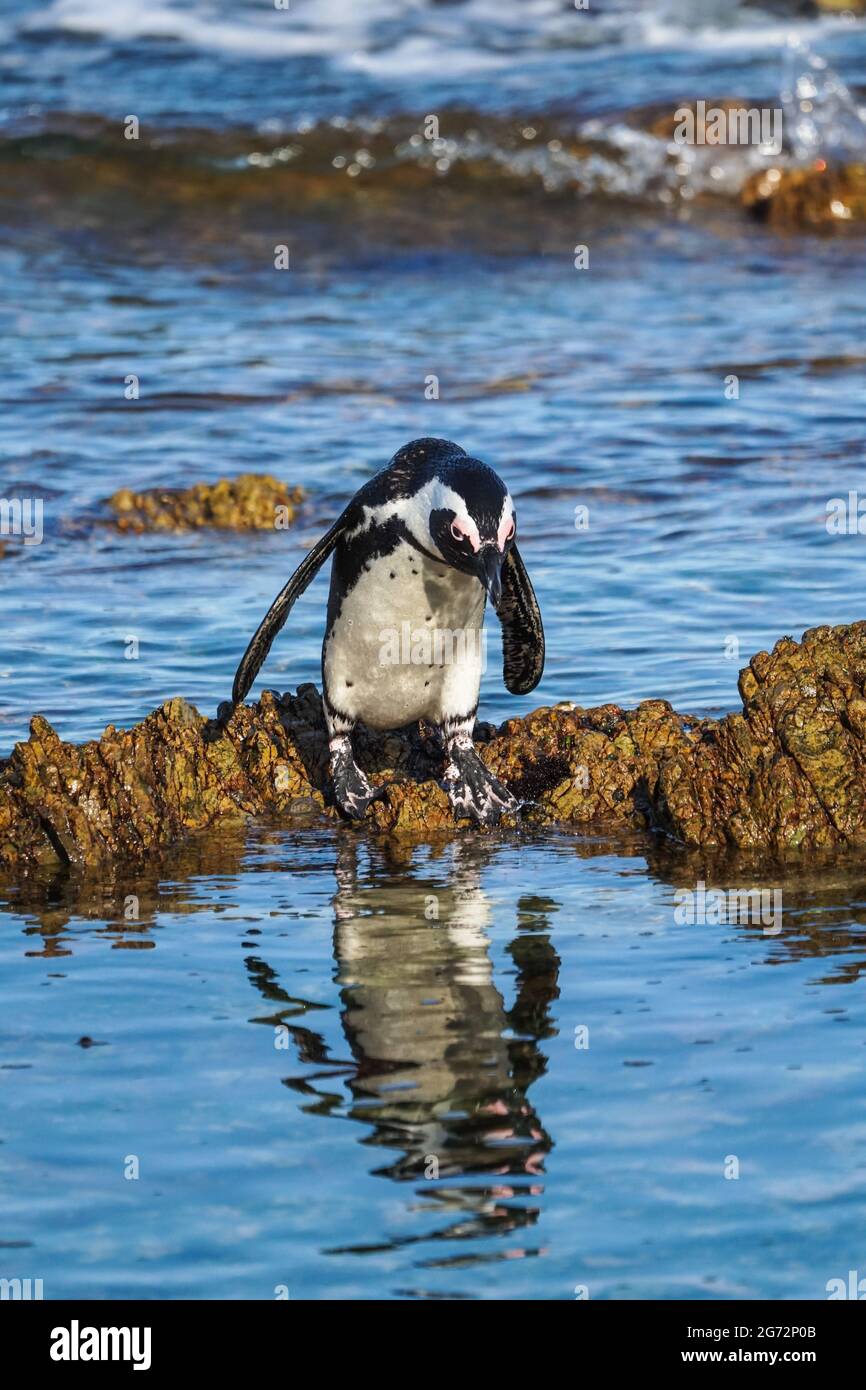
[339,785,389,821]
[331,741,387,820]
[443,741,521,827]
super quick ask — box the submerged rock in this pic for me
[108,475,304,532]
[3,623,866,871]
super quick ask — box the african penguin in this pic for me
[228,438,545,825]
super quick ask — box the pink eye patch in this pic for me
[451,518,481,551]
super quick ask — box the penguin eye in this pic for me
[450,521,466,543]
[505,521,516,542]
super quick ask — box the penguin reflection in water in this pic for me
[229,438,544,825]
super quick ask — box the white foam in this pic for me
[25,0,353,58]
[29,0,865,74]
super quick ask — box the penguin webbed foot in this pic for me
[443,735,521,827]
[329,737,388,821]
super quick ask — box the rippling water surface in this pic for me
[2,0,866,1300]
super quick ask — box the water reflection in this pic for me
[3,823,866,1281]
[249,837,559,1261]
[645,841,866,986]
[0,824,253,957]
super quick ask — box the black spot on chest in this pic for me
[326,515,419,630]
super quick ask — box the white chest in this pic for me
[324,542,487,729]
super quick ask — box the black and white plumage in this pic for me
[229,438,545,825]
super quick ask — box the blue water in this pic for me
[2,0,866,1301]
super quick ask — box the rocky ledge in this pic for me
[108,475,304,532]
[2,622,866,872]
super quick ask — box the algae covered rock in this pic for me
[108,474,304,532]
[740,161,866,229]
[3,624,866,871]
[815,0,866,12]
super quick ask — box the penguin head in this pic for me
[426,454,516,609]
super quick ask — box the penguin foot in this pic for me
[329,736,387,821]
[443,734,521,827]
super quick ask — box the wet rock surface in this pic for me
[741,161,866,229]
[107,474,304,532]
[3,623,866,872]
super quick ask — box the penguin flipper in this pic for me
[231,510,350,706]
[497,544,544,696]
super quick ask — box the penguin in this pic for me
[228,437,544,825]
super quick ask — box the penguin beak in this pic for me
[478,546,503,610]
